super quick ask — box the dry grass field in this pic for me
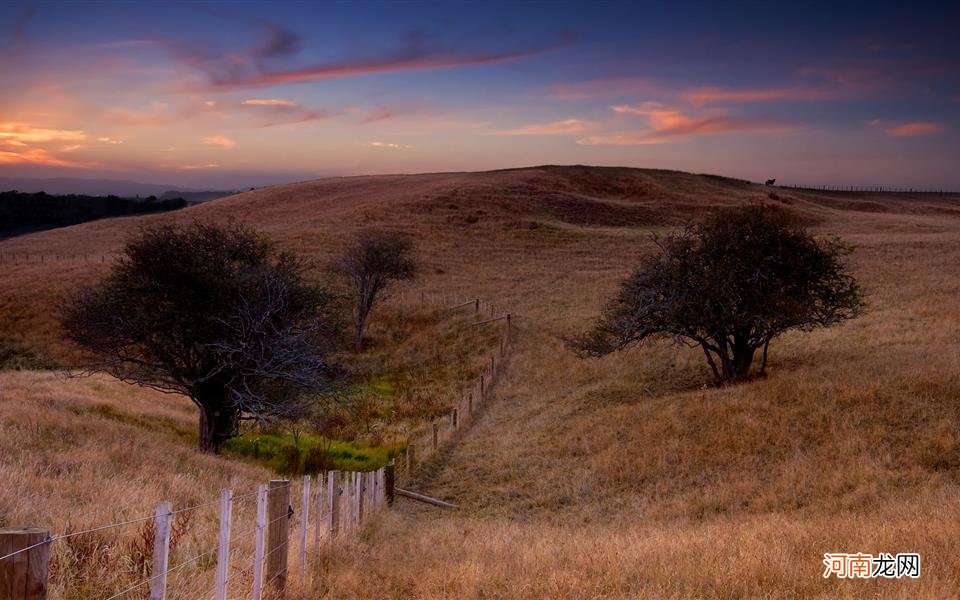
[3,165,960,597]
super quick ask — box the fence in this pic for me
[0,253,117,264]
[1,470,389,599]
[778,184,958,194]
[389,289,513,485]
[1,288,514,599]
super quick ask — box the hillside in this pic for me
[4,165,960,597]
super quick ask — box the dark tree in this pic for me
[62,222,341,453]
[574,206,863,383]
[333,230,416,348]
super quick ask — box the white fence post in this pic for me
[215,490,233,600]
[150,501,172,600]
[251,484,268,600]
[299,475,311,582]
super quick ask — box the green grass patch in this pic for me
[225,432,401,475]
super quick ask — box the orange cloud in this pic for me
[682,86,833,107]
[201,135,237,148]
[496,119,590,135]
[579,103,793,145]
[0,147,89,167]
[0,121,86,143]
[177,163,220,170]
[884,121,944,137]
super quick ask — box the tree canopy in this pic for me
[574,206,863,383]
[62,221,341,452]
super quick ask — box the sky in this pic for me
[0,0,958,189]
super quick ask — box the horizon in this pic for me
[1,1,958,189]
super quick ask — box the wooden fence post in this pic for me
[452,408,458,429]
[353,473,362,530]
[327,471,339,541]
[358,472,366,524]
[468,392,473,414]
[0,528,50,600]
[474,298,480,313]
[252,484,268,600]
[266,480,290,593]
[385,461,396,505]
[299,476,310,582]
[151,502,172,600]
[480,374,485,396]
[313,476,324,557]
[214,491,232,600]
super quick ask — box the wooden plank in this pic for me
[0,528,50,600]
[251,484,267,600]
[385,462,396,505]
[214,490,232,600]
[313,475,324,556]
[327,471,338,541]
[150,502,172,600]
[298,476,310,582]
[395,488,458,509]
[266,480,290,592]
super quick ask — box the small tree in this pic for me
[574,206,863,383]
[62,222,341,453]
[334,230,416,348]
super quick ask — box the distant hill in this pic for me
[159,189,238,203]
[0,176,192,197]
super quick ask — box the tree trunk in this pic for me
[198,401,239,454]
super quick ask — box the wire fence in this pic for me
[777,184,959,194]
[1,288,515,599]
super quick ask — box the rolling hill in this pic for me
[3,165,960,597]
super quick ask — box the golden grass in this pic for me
[3,166,960,597]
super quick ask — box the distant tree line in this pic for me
[0,190,187,237]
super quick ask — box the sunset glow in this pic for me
[0,1,957,188]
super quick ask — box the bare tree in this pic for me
[62,222,342,453]
[334,230,416,348]
[573,206,863,383]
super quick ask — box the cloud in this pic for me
[242,98,298,107]
[578,102,793,145]
[177,163,220,170]
[496,119,591,135]
[201,135,236,148]
[98,136,124,144]
[0,147,90,167]
[681,86,835,107]
[369,141,414,149]
[157,22,560,90]
[883,121,944,137]
[0,122,86,143]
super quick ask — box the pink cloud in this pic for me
[579,103,793,145]
[496,119,591,136]
[0,147,91,168]
[681,86,835,107]
[241,98,298,107]
[884,121,944,137]
[201,135,236,148]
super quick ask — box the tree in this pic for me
[333,230,416,348]
[62,222,341,453]
[574,206,863,383]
